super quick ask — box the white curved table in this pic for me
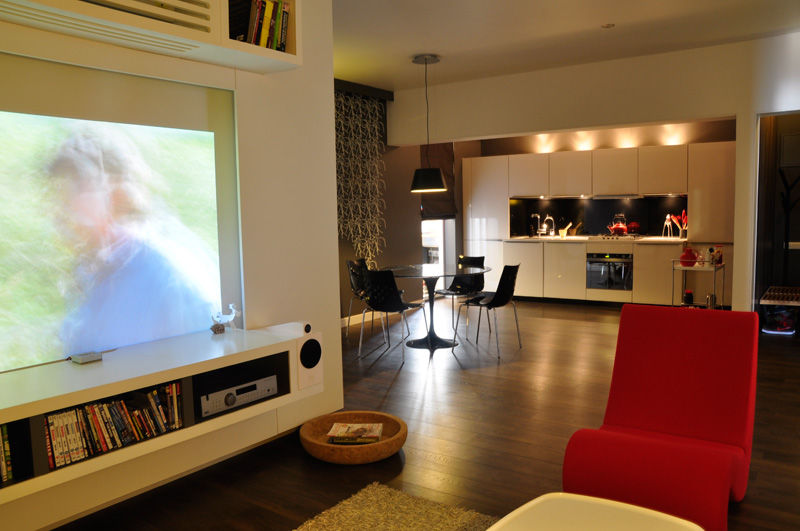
[488,493,702,531]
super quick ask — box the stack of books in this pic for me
[244,0,292,51]
[0,423,12,485]
[326,422,383,445]
[43,382,183,470]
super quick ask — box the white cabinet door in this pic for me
[592,147,638,195]
[687,142,735,242]
[633,243,683,305]
[509,153,549,197]
[465,240,504,289]
[549,151,592,197]
[502,241,543,297]
[543,242,587,299]
[639,144,688,195]
[464,156,509,240]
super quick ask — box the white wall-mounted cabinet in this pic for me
[639,145,688,195]
[543,242,586,299]
[0,0,302,73]
[502,241,543,297]
[509,152,549,197]
[463,156,509,241]
[592,147,638,195]
[633,242,683,305]
[549,150,592,197]
[687,141,735,242]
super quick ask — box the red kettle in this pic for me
[607,213,627,235]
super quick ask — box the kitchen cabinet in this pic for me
[543,242,586,299]
[509,153,549,197]
[549,151,592,197]
[687,141,735,242]
[639,145,688,195]
[464,239,504,289]
[633,242,683,305]
[592,147,638,196]
[502,241,543,297]
[463,156,509,241]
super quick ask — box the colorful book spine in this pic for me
[1,423,10,481]
[258,1,275,47]
[271,0,284,49]
[279,1,290,52]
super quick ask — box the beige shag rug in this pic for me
[295,482,499,531]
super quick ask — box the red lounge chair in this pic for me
[562,304,759,531]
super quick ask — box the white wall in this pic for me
[388,31,800,310]
[0,0,342,525]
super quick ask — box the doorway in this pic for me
[755,112,800,335]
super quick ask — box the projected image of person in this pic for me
[49,127,220,356]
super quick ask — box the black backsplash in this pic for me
[509,196,688,237]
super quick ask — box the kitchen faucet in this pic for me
[530,213,541,236]
[543,214,555,236]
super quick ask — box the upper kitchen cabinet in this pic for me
[687,141,735,242]
[639,145,688,195]
[549,150,592,197]
[592,147,638,196]
[509,152,549,197]
[463,156,509,240]
[0,0,302,73]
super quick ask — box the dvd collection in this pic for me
[42,382,183,470]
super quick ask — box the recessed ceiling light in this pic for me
[601,23,615,29]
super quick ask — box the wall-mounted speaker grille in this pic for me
[80,0,212,33]
[0,0,201,53]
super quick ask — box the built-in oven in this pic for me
[586,253,633,291]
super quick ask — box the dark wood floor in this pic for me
[60,301,800,530]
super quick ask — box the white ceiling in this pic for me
[333,0,800,92]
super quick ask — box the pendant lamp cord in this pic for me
[424,59,431,166]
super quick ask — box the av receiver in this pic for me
[192,351,290,420]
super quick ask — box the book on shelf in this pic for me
[1,423,12,482]
[326,422,383,444]
[41,381,183,470]
[258,1,275,48]
[278,1,291,52]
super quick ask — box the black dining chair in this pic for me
[435,255,485,328]
[345,259,373,342]
[358,269,427,357]
[453,264,522,357]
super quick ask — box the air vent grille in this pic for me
[80,0,212,33]
[0,0,200,53]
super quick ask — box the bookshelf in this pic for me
[0,0,302,73]
[0,323,318,528]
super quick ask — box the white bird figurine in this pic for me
[213,303,239,327]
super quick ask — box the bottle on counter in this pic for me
[683,289,694,305]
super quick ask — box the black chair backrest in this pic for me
[486,264,520,309]
[346,258,368,296]
[363,269,408,313]
[447,255,485,293]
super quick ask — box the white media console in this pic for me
[0,322,326,529]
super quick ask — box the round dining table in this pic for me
[389,263,490,351]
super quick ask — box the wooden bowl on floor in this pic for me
[299,410,408,465]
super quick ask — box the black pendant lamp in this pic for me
[411,53,446,193]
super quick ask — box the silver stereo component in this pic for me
[199,375,278,418]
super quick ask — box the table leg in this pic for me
[406,276,458,351]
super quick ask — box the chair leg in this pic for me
[345,296,354,340]
[476,306,482,342]
[512,301,522,348]
[401,311,410,341]
[451,295,456,328]
[452,303,465,350]
[493,308,500,358]
[381,313,389,346]
[357,307,367,357]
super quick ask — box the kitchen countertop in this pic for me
[505,236,685,244]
